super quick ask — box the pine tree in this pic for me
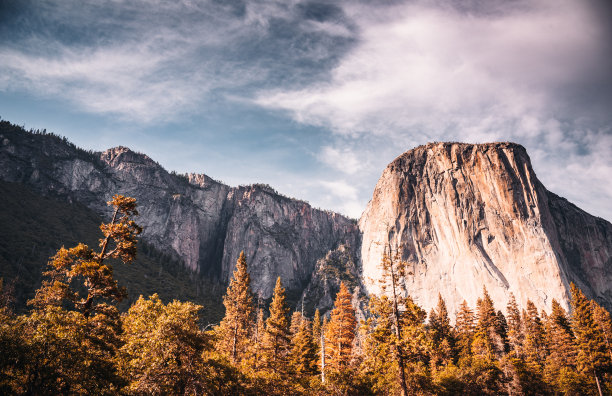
[30,194,141,317]
[377,251,410,396]
[506,293,523,359]
[429,293,454,368]
[544,299,580,394]
[591,300,612,362]
[118,294,207,394]
[261,277,291,376]
[290,310,303,336]
[571,283,610,395]
[472,288,503,361]
[325,282,356,373]
[455,300,475,366]
[252,307,266,372]
[22,195,141,394]
[522,300,547,371]
[289,314,318,379]
[217,251,254,365]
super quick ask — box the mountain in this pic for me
[0,121,359,304]
[359,142,612,317]
[2,120,611,318]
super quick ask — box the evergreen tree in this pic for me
[290,310,303,336]
[544,299,581,394]
[289,314,318,379]
[217,251,254,365]
[252,307,266,372]
[506,293,523,359]
[522,300,547,371]
[429,294,454,368]
[21,195,141,394]
[261,277,291,376]
[571,283,610,395]
[591,300,612,362]
[455,300,475,366]
[118,294,208,395]
[472,288,503,361]
[325,282,357,373]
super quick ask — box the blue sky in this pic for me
[1,0,611,221]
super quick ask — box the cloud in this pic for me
[0,0,355,123]
[253,0,612,221]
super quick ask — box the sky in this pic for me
[0,0,611,221]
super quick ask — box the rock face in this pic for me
[0,122,358,298]
[360,142,612,317]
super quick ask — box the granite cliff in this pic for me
[2,121,610,317]
[0,122,359,299]
[360,142,612,317]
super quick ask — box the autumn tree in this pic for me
[571,283,611,395]
[429,293,454,369]
[15,195,142,394]
[506,293,523,359]
[544,299,581,394]
[217,251,254,365]
[325,282,357,373]
[118,294,208,395]
[261,277,291,376]
[289,313,318,381]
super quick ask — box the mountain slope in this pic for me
[0,121,359,299]
[359,142,612,317]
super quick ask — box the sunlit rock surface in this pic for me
[359,142,612,317]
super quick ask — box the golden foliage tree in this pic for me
[325,282,356,373]
[217,251,254,365]
[118,294,208,395]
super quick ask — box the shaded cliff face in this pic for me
[359,142,612,317]
[0,122,358,298]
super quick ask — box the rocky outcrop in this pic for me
[299,244,366,317]
[0,122,358,298]
[360,142,612,317]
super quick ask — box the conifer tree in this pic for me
[312,309,322,349]
[252,307,266,372]
[261,277,291,376]
[455,300,475,366]
[591,300,612,361]
[571,283,610,395]
[472,288,503,361]
[118,294,207,395]
[290,315,318,379]
[217,251,254,365]
[325,282,356,373]
[522,300,547,371]
[290,310,303,336]
[544,299,580,394]
[429,294,454,368]
[506,293,523,359]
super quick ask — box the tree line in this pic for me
[0,196,611,395]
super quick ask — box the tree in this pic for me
[571,283,611,396]
[261,277,291,376]
[429,294,454,368]
[118,294,208,395]
[325,282,357,373]
[17,195,141,394]
[217,251,254,365]
[289,314,318,380]
[522,300,547,371]
[544,299,581,394]
[506,293,523,359]
[455,300,475,366]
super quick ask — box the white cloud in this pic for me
[253,0,612,221]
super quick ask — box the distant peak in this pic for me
[101,146,159,168]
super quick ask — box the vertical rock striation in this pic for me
[359,142,612,317]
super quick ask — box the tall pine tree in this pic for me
[261,277,291,376]
[217,251,254,365]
